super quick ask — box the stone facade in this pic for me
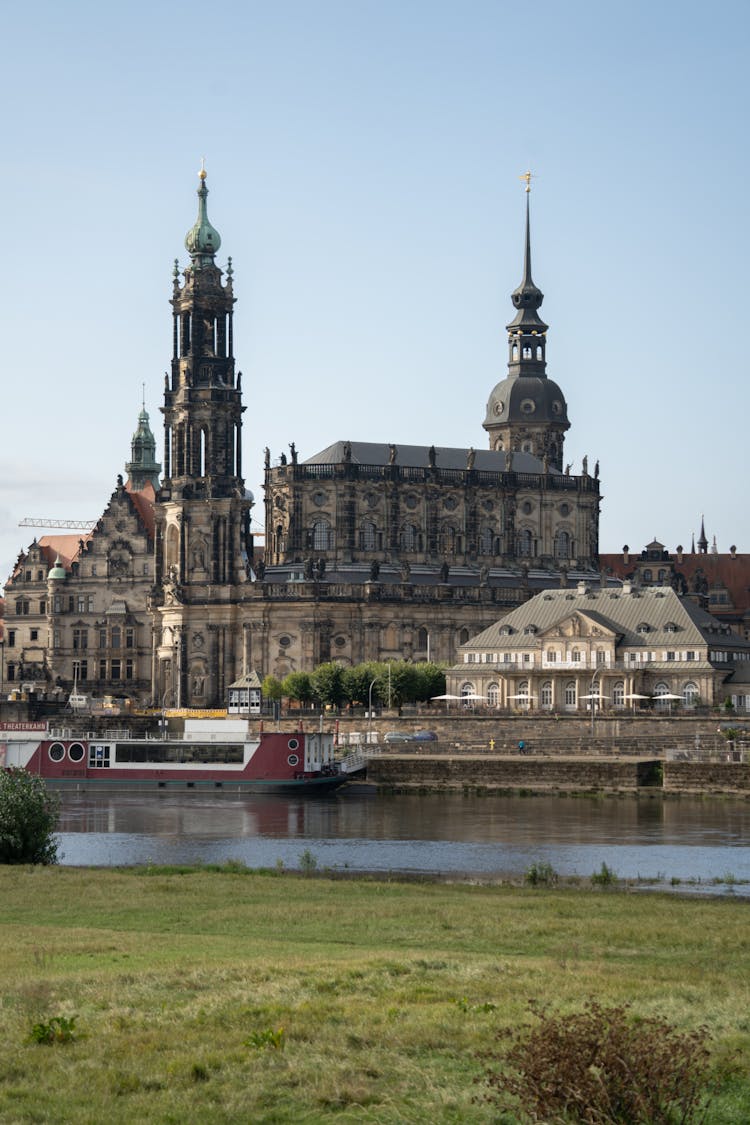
[447,582,750,712]
[2,479,155,701]
[1,175,604,708]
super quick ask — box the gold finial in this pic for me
[198,156,207,181]
[520,170,533,193]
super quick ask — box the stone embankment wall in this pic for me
[366,754,750,795]
[366,755,661,792]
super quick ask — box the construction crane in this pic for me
[19,518,97,531]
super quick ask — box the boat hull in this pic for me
[2,723,347,795]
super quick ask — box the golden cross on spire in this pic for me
[199,156,207,181]
[520,170,534,193]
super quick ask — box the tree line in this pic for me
[261,661,446,711]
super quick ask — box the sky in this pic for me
[1,0,748,589]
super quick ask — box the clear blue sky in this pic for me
[1,0,748,587]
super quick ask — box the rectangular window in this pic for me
[546,650,557,663]
[7,630,15,648]
[79,660,88,682]
[68,596,75,613]
[99,628,107,649]
[125,658,134,680]
[53,629,61,650]
[91,565,97,576]
[78,595,87,613]
[7,664,15,681]
[596,650,606,665]
[30,629,38,641]
[111,660,121,680]
[666,651,675,661]
[125,628,135,649]
[99,659,107,680]
[89,744,110,768]
[39,600,46,615]
[87,596,94,613]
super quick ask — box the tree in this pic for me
[0,768,60,865]
[310,662,346,709]
[261,675,284,702]
[412,662,446,702]
[281,671,313,704]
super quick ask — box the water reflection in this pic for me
[55,790,750,886]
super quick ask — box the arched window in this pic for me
[459,627,470,645]
[613,680,625,708]
[198,427,208,476]
[564,680,577,709]
[460,681,475,701]
[517,529,533,557]
[361,521,377,551]
[439,524,456,553]
[541,680,553,708]
[416,627,428,652]
[517,680,530,709]
[654,681,670,710]
[554,530,571,559]
[478,526,494,555]
[312,519,332,550]
[683,681,699,707]
[487,682,500,707]
[401,524,418,551]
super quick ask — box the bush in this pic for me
[524,861,559,887]
[478,999,713,1123]
[591,861,617,886]
[0,768,60,865]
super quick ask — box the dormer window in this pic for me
[500,625,513,636]
[523,625,537,635]
[665,622,678,634]
[636,622,650,634]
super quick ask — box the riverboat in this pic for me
[0,719,348,793]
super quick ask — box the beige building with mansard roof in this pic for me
[447,582,750,712]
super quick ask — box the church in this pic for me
[1,171,601,708]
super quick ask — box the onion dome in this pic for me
[184,164,221,267]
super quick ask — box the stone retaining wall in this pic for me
[367,754,750,795]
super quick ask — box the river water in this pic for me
[55,789,750,890]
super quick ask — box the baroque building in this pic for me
[2,172,603,709]
[447,582,750,713]
[1,408,159,701]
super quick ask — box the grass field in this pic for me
[0,865,748,1123]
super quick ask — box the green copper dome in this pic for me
[48,555,67,581]
[184,167,221,267]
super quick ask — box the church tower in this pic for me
[125,396,161,491]
[153,167,253,707]
[483,179,570,470]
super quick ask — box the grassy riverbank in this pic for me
[0,867,748,1123]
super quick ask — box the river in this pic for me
[55,788,750,890]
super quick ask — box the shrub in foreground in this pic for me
[479,999,713,1123]
[0,768,59,864]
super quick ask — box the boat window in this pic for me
[68,743,85,763]
[48,743,65,762]
[288,738,300,751]
[287,754,300,767]
[89,744,111,768]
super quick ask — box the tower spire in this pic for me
[506,174,547,377]
[184,163,221,268]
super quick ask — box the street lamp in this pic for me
[367,678,377,745]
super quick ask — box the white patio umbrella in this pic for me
[579,693,611,700]
[430,694,462,700]
[656,693,682,700]
[623,693,649,699]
